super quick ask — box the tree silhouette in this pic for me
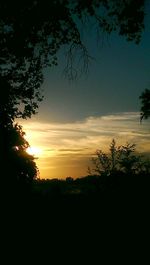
[0,77,38,186]
[139,88,150,122]
[117,143,140,175]
[3,123,38,190]
[89,139,149,176]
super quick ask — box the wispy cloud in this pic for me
[21,112,150,179]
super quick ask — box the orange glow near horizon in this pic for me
[22,112,150,179]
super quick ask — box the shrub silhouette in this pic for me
[88,139,150,176]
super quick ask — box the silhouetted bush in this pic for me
[88,139,150,177]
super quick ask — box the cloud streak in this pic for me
[22,112,150,179]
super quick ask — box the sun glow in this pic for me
[26,146,42,157]
[22,113,150,179]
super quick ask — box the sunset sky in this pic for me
[22,9,150,179]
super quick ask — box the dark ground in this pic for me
[1,173,149,263]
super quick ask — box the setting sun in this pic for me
[26,146,42,157]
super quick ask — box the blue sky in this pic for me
[36,16,150,123]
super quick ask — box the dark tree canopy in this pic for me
[139,88,150,121]
[3,123,38,184]
[0,0,145,121]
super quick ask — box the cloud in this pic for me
[100,112,139,121]
[58,148,88,152]
[21,112,150,178]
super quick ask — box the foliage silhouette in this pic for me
[139,88,150,121]
[88,139,150,176]
[2,123,38,191]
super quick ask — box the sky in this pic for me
[22,10,150,179]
